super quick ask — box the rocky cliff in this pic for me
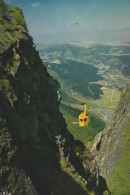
[0,1,88,194]
[91,82,130,194]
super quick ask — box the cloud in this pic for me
[31,2,40,8]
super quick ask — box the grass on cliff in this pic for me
[7,6,25,27]
[60,103,106,145]
[108,121,130,195]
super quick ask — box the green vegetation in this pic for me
[0,78,17,106]
[108,121,130,194]
[0,78,10,90]
[60,103,106,144]
[0,2,25,31]
[7,7,26,27]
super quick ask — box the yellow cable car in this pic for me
[79,103,90,127]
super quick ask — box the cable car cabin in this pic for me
[79,103,90,127]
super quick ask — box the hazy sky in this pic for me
[4,0,130,44]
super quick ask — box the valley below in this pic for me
[37,42,130,143]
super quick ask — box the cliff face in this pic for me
[91,83,130,193]
[0,1,87,194]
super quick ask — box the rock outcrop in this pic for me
[91,82,130,193]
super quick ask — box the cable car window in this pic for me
[80,119,83,122]
[84,118,87,122]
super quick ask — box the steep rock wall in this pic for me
[91,82,130,192]
[0,1,87,194]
